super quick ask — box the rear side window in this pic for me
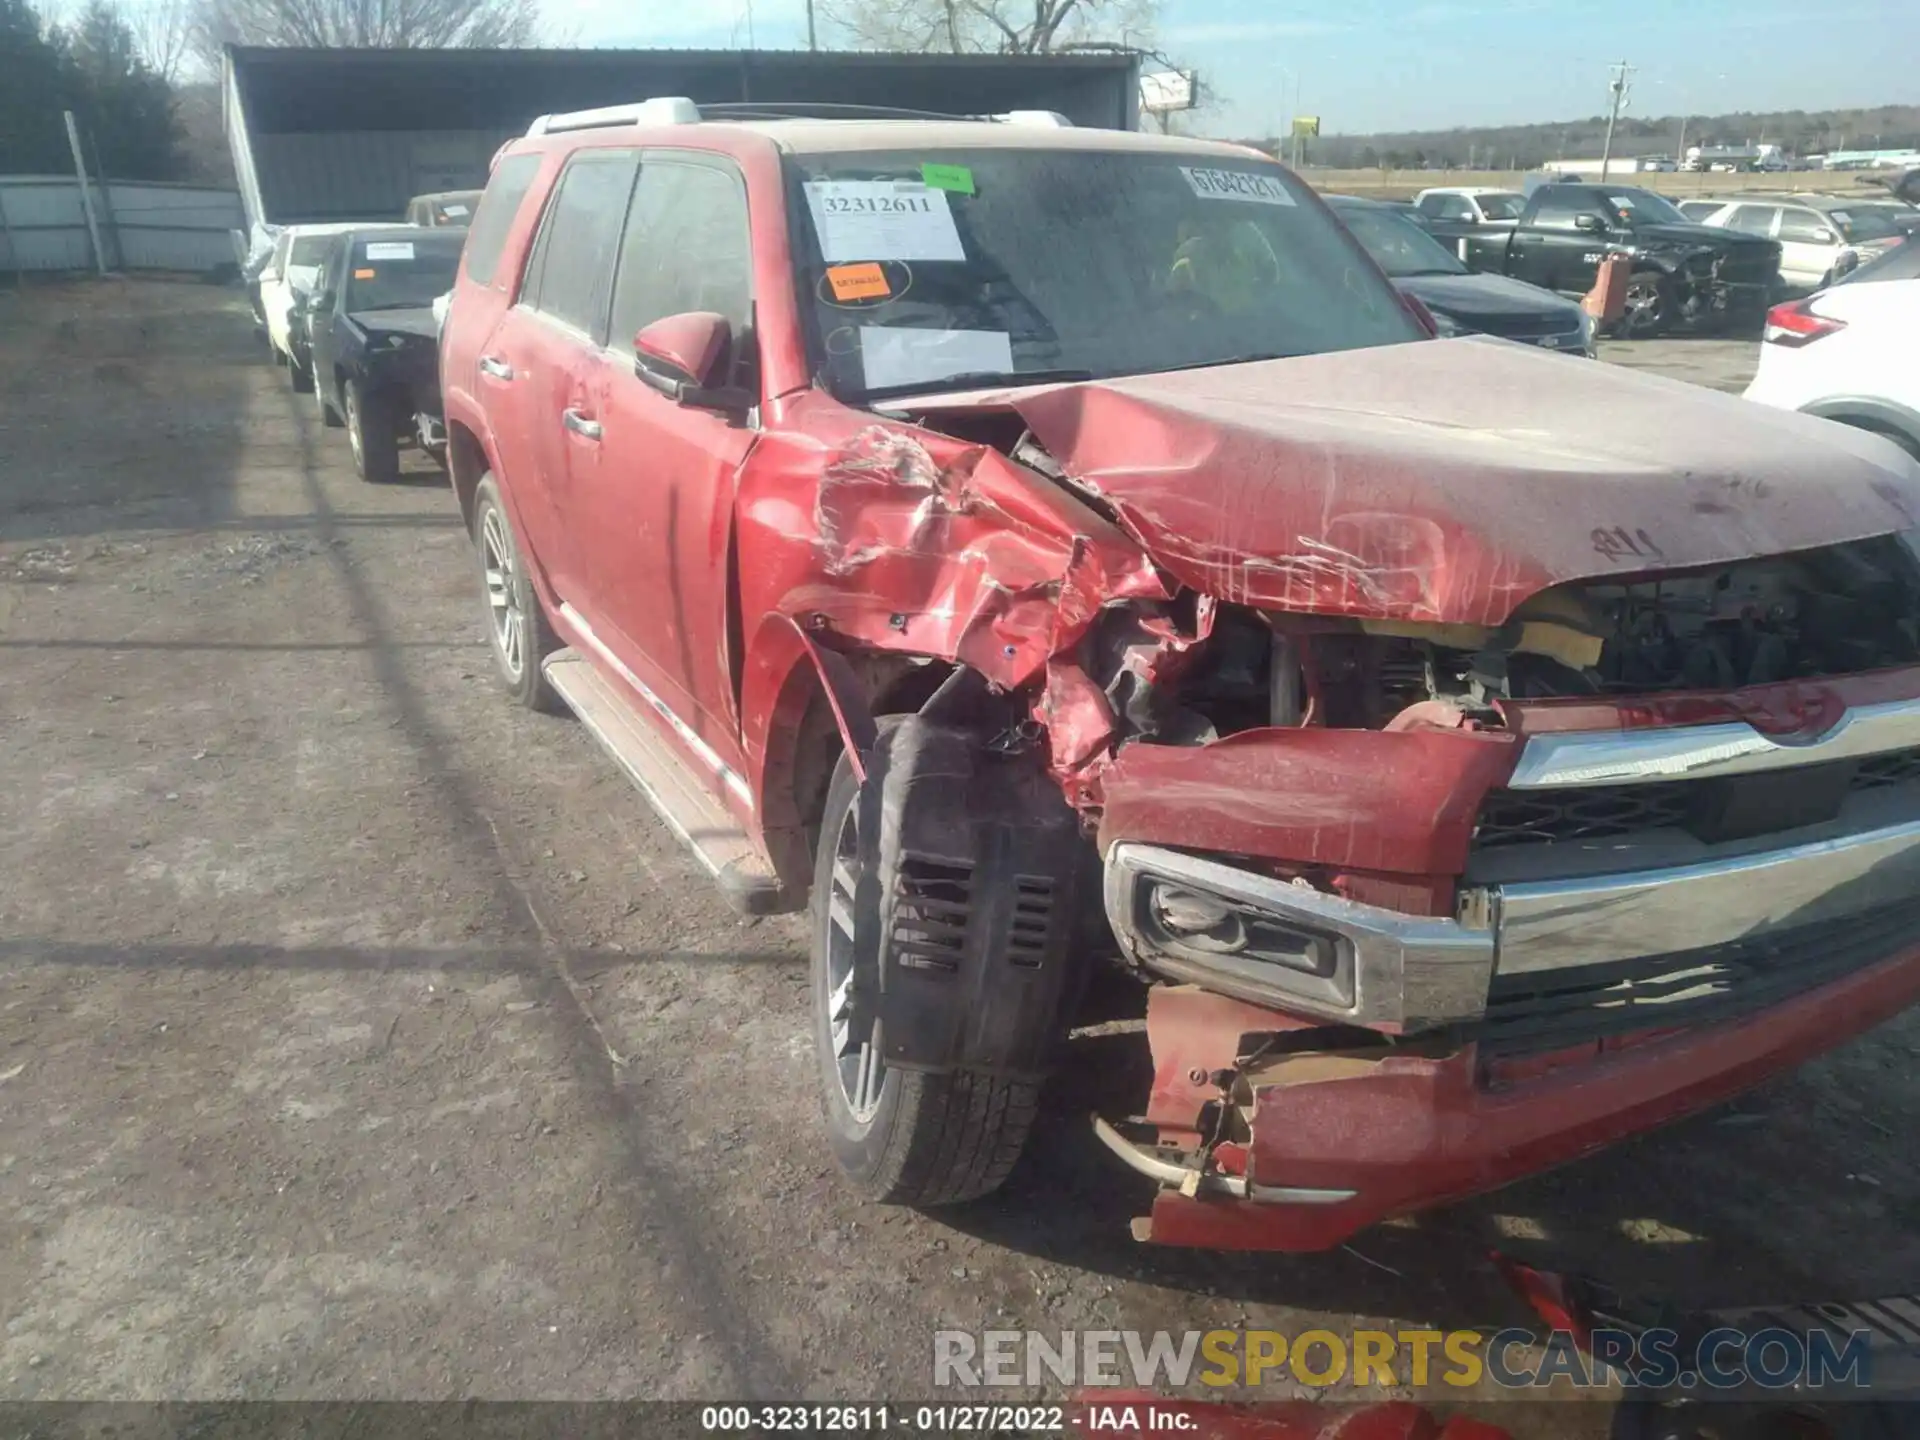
[521,149,639,337]
[608,157,753,351]
[1777,210,1832,243]
[1726,205,1779,237]
[464,153,543,288]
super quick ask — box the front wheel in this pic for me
[345,380,400,484]
[810,746,1041,1207]
[287,351,314,394]
[1614,270,1673,338]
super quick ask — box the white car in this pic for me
[259,222,369,391]
[1744,241,1920,459]
[1688,195,1908,290]
[1413,187,1527,227]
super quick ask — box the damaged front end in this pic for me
[752,338,1920,1249]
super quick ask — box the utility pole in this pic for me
[1676,114,1688,166]
[805,0,816,50]
[63,111,107,276]
[1599,59,1633,181]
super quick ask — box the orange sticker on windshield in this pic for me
[354,268,376,279]
[827,262,890,301]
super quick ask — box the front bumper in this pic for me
[1099,692,1920,1248]
[1118,951,1920,1251]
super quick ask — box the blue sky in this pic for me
[568,0,1917,137]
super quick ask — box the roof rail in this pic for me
[526,97,701,137]
[698,101,976,122]
[989,110,1074,128]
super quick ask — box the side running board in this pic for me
[542,649,796,916]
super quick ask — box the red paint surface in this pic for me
[1007,343,1920,626]
[633,309,731,386]
[1138,946,1920,1251]
[1502,662,1920,735]
[1099,726,1521,875]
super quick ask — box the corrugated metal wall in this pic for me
[0,176,245,273]
[251,129,517,223]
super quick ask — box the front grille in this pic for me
[1714,245,1780,286]
[1474,746,1920,849]
[1479,892,1920,1055]
[1478,313,1583,341]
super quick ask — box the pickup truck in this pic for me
[1420,182,1781,336]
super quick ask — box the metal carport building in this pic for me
[222,46,1142,228]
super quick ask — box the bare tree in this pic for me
[190,0,541,67]
[129,0,191,80]
[819,0,1155,54]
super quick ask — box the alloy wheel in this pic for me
[824,797,884,1125]
[480,508,523,681]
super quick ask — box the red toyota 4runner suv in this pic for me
[440,98,1920,1252]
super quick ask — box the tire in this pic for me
[345,379,400,484]
[287,352,314,394]
[1842,420,1920,462]
[810,745,1041,1207]
[1614,270,1673,338]
[314,370,342,428]
[472,474,562,713]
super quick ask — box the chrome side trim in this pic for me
[1506,697,1920,790]
[559,603,755,811]
[1104,844,1495,1030]
[1496,814,1920,975]
[1090,1116,1356,1206]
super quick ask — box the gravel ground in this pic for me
[0,278,1912,1427]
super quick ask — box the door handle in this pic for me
[562,408,602,440]
[479,355,515,380]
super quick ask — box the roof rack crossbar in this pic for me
[527,97,701,136]
[697,101,975,122]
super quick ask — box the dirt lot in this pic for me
[1,279,1913,1419]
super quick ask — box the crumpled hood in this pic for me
[1001,337,1920,626]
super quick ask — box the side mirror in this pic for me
[1573,213,1606,233]
[633,311,751,413]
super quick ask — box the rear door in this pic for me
[581,149,760,756]
[1775,206,1840,287]
[474,149,637,608]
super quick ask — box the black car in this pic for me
[1325,195,1593,354]
[1418,183,1780,336]
[302,226,465,482]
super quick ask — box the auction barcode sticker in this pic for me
[1180,166,1297,206]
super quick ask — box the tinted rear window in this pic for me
[522,150,639,336]
[465,154,542,288]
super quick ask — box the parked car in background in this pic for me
[260,222,369,391]
[1678,198,1730,222]
[1847,198,1920,237]
[1414,187,1526,226]
[1327,195,1592,353]
[443,98,1920,1256]
[1685,193,1908,291]
[1638,156,1678,173]
[1745,239,1920,458]
[405,189,484,227]
[1420,182,1780,335]
[302,226,465,481]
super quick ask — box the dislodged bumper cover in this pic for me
[1004,338,1920,626]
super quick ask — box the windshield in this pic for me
[1604,189,1689,225]
[785,148,1420,401]
[343,236,463,311]
[1832,206,1906,242]
[1478,193,1525,221]
[1335,205,1468,277]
